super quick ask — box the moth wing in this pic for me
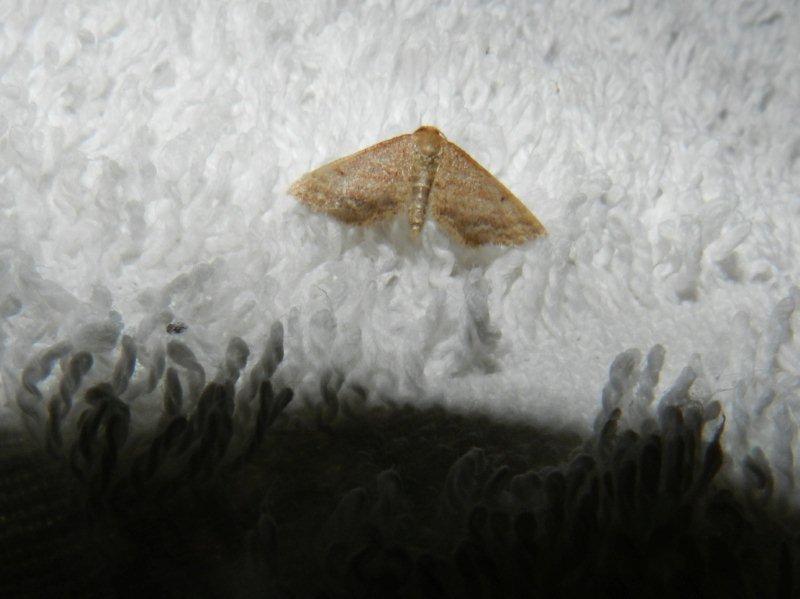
[429,141,546,246]
[288,133,414,225]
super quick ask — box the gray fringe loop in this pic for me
[1,334,797,598]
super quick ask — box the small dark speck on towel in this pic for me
[167,322,187,334]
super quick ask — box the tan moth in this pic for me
[288,126,546,246]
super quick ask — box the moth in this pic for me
[288,126,546,246]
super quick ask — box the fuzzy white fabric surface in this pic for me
[1,1,799,498]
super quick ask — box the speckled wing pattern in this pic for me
[288,134,415,225]
[289,126,546,246]
[429,141,546,246]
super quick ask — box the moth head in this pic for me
[413,126,445,158]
